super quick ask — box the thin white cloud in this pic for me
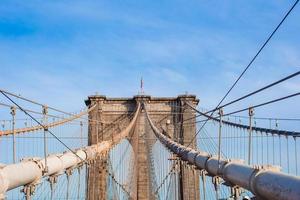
[161,67,187,83]
[0,0,299,123]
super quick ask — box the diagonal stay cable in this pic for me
[216,0,299,108]
[107,156,131,197]
[0,89,102,124]
[206,70,300,114]
[154,163,176,195]
[223,92,300,117]
[186,0,299,147]
[182,70,300,125]
[0,88,81,115]
[0,90,84,161]
[186,92,300,145]
[187,93,300,137]
[183,69,300,124]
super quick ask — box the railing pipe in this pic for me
[145,104,300,200]
[0,103,141,199]
[0,105,97,137]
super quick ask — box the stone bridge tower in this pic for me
[85,94,199,200]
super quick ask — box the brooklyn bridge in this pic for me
[0,86,300,200]
[1,0,300,199]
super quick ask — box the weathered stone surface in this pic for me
[85,95,199,200]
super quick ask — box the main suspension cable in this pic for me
[0,90,84,161]
[186,0,299,147]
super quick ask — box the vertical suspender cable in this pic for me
[272,133,275,165]
[10,107,16,163]
[248,108,254,165]
[261,130,263,164]
[43,105,49,173]
[286,135,290,173]
[266,132,269,164]
[77,168,81,199]
[294,137,298,175]
[218,109,223,168]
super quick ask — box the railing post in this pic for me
[48,175,58,200]
[200,170,207,200]
[294,136,298,175]
[248,107,254,165]
[218,108,223,168]
[276,120,282,166]
[80,121,83,147]
[86,163,90,200]
[10,106,16,163]
[77,167,81,200]
[43,105,49,173]
[22,184,36,200]
[231,186,242,200]
[66,169,73,200]
[212,176,221,200]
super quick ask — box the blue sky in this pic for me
[0,0,300,121]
